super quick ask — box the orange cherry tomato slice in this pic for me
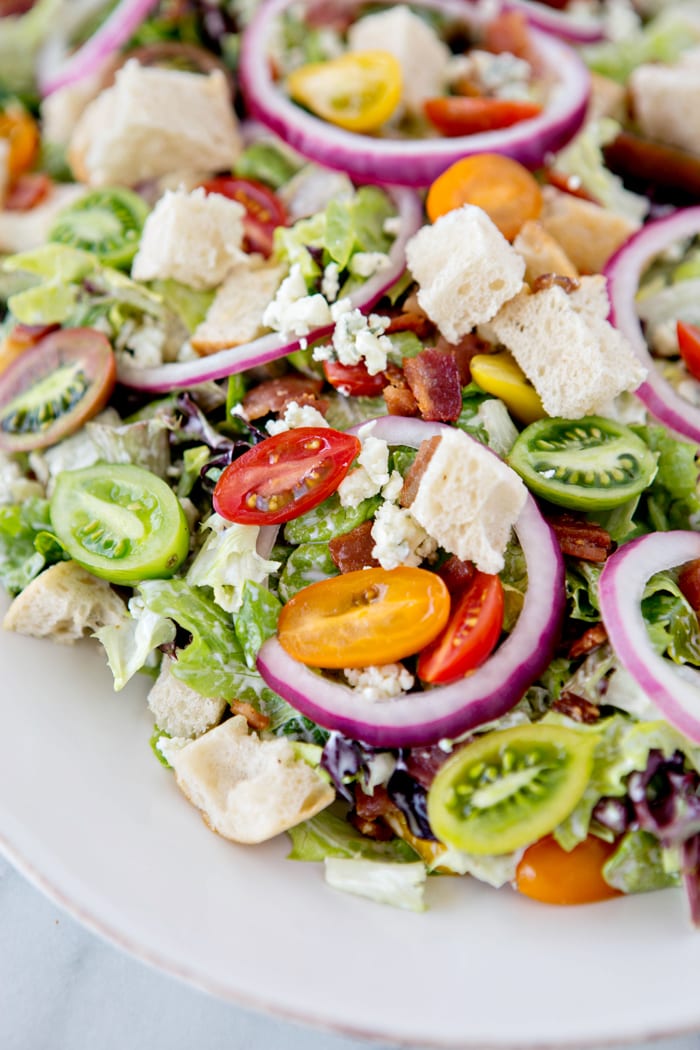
[213,427,360,525]
[424,97,542,138]
[677,320,700,382]
[200,176,287,256]
[322,359,388,397]
[417,569,504,684]
[515,835,622,905]
[277,566,450,669]
[0,106,40,184]
[426,152,542,241]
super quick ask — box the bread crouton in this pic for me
[191,258,287,354]
[132,188,248,291]
[513,220,579,284]
[483,278,647,418]
[404,429,527,574]
[169,715,335,844]
[147,655,227,738]
[406,205,525,342]
[538,186,639,275]
[2,560,127,644]
[69,63,242,186]
[630,61,700,158]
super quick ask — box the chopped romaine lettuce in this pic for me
[324,857,427,911]
[603,829,679,893]
[233,580,282,669]
[287,805,418,862]
[0,499,66,596]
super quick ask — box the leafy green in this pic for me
[324,857,427,911]
[553,118,648,223]
[642,571,700,665]
[234,141,299,189]
[0,0,61,96]
[95,599,175,691]
[566,561,602,622]
[583,7,700,83]
[287,805,418,862]
[603,830,679,894]
[278,542,338,602]
[0,499,66,595]
[233,580,282,669]
[633,424,700,532]
[148,280,214,333]
[283,492,379,544]
[186,516,281,614]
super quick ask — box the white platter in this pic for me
[2,613,700,1048]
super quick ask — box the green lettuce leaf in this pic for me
[642,571,700,665]
[233,580,282,669]
[603,829,680,894]
[283,492,379,544]
[287,805,418,862]
[583,7,700,83]
[278,542,338,602]
[324,857,427,911]
[0,498,66,595]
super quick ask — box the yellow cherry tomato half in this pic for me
[0,106,40,183]
[470,351,545,425]
[277,566,450,669]
[286,50,403,133]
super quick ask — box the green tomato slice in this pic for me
[51,463,190,585]
[48,187,150,270]
[507,416,658,511]
[427,724,597,856]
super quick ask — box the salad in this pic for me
[2,0,700,921]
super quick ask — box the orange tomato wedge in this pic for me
[0,106,40,184]
[426,152,542,240]
[277,566,450,669]
[515,835,622,905]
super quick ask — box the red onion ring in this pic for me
[38,0,161,96]
[599,530,700,744]
[605,206,700,443]
[502,0,605,43]
[239,0,590,187]
[257,417,565,747]
[116,185,423,393]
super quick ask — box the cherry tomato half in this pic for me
[200,176,287,257]
[277,566,450,669]
[286,50,402,133]
[515,835,622,905]
[426,153,542,241]
[423,97,541,138]
[213,427,360,525]
[417,569,504,684]
[322,359,387,397]
[677,320,700,382]
[0,327,116,452]
[0,105,39,184]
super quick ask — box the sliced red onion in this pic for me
[599,530,700,744]
[502,0,605,43]
[117,185,422,393]
[605,207,700,443]
[38,0,161,96]
[257,417,565,747]
[239,0,590,187]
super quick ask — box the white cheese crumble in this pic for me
[344,663,415,701]
[445,49,533,100]
[266,400,331,435]
[370,501,437,570]
[313,299,392,375]
[348,251,391,279]
[321,261,341,302]
[261,263,333,341]
[337,426,401,506]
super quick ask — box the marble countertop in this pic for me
[2,852,700,1050]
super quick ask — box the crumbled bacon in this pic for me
[383,363,419,416]
[350,784,397,840]
[552,691,601,724]
[432,332,491,385]
[399,434,441,507]
[385,309,435,340]
[328,520,380,573]
[547,513,616,563]
[403,347,462,422]
[240,375,326,421]
[229,700,270,732]
[568,622,608,660]
[679,559,700,616]
[401,745,454,789]
[531,273,581,295]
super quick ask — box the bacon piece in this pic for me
[351,784,397,840]
[547,513,616,563]
[401,745,454,789]
[436,555,476,597]
[383,363,419,416]
[403,347,462,422]
[433,332,490,385]
[328,520,380,573]
[229,700,270,732]
[604,131,700,201]
[5,173,52,211]
[531,273,581,295]
[240,375,326,421]
[399,434,441,507]
[552,691,601,725]
[568,622,608,661]
[385,310,435,339]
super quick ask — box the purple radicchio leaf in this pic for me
[681,833,700,927]
[627,750,700,847]
[386,768,436,841]
[321,733,376,803]
[592,796,635,837]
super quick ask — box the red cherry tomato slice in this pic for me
[277,566,450,668]
[4,173,52,212]
[515,835,622,905]
[423,97,541,138]
[417,568,504,684]
[322,359,388,397]
[213,427,360,525]
[677,320,700,381]
[0,327,116,452]
[199,176,287,256]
